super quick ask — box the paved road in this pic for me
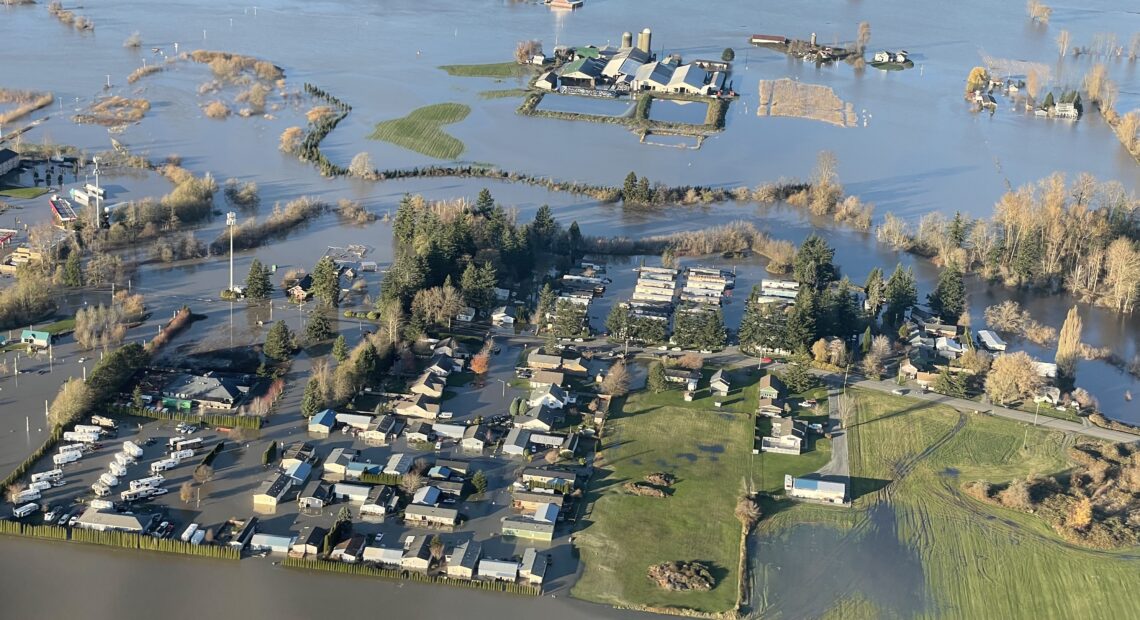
[813,387,850,480]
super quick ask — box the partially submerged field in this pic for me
[439,62,534,78]
[755,390,1140,619]
[573,367,830,614]
[757,79,857,128]
[367,103,470,159]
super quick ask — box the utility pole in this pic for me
[226,212,236,293]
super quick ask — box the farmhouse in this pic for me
[760,417,806,455]
[559,57,606,87]
[759,374,785,399]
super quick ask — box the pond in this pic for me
[535,94,634,118]
[648,99,709,125]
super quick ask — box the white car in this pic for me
[439,412,454,420]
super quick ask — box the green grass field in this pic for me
[439,62,534,78]
[367,103,470,159]
[573,369,832,614]
[0,186,49,199]
[478,88,530,99]
[804,390,1140,619]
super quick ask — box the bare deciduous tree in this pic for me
[601,361,630,397]
[1057,30,1070,56]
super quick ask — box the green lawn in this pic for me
[367,103,470,159]
[41,317,76,335]
[0,186,49,199]
[439,62,534,78]
[478,88,530,99]
[795,390,1140,619]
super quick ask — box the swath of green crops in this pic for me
[368,103,470,159]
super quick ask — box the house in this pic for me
[1035,387,1063,406]
[433,423,467,441]
[520,547,548,587]
[461,424,489,452]
[899,359,920,381]
[411,371,446,399]
[333,483,371,503]
[494,287,512,302]
[435,459,470,475]
[977,330,1007,352]
[785,475,848,505]
[559,56,606,87]
[360,485,398,517]
[335,413,373,431]
[492,306,516,326]
[915,371,940,388]
[447,540,482,579]
[428,465,452,480]
[383,453,415,476]
[395,395,441,420]
[331,534,368,563]
[501,515,556,541]
[521,467,575,488]
[344,462,381,480]
[530,370,565,388]
[632,60,676,91]
[250,533,296,554]
[76,508,154,533]
[756,398,785,417]
[287,274,313,302]
[515,405,562,432]
[253,474,294,509]
[361,415,404,443]
[504,427,532,456]
[535,71,558,91]
[664,368,700,392]
[1055,101,1079,119]
[478,558,520,581]
[229,517,259,551]
[513,490,564,512]
[935,337,964,360]
[923,322,958,338]
[425,353,460,377]
[406,420,433,444]
[307,409,337,434]
[0,148,21,176]
[281,442,316,469]
[527,351,563,370]
[750,34,789,45]
[709,369,731,396]
[456,307,476,323]
[402,535,433,572]
[1034,362,1058,379]
[759,374,785,400]
[404,504,460,528]
[161,372,246,410]
[560,350,589,375]
[322,447,358,479]
[283,461,312,485]
[529,384,569,409]
[290,526,327,557]
[363,545,405,567]
[761,417,806,455]
[20,329,51,349]
[434,337,474,360]
[435,480,466,497]
[297,480,332,511]
[412,485,441,506]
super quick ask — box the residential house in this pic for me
[383,453,415,476]
[435,480,466,497]
[434,337,473,360]
[433,423,467,441]
[1055,101,1079,119]
[406,421,433,444]
[360,485,398,517]
[425,353,460,377]
[915,371,940,388]
[404,504,460,528]
[331,534,368,563]
[504,427,532,456]
[560,350,589,376]
[297,480,332,511]
[478,558,520,581]
[785,475,848,505]
[756,398,785,417]
[977,330,1007,352]
[761,417,806,455]
[20,329,51,350]
[513,490,564,512]
[1034,362,1058,379]
[290,526,327,557]
[520,548,548,587]
[361,415,404,443]
[395,395,441,420]
[456,307,476,323]
[529,384,570,410]
[412,485,441,506]
[447,540,482,579]
[250,533,296,555]
[527,351,563,370]
[435,459,470,475]
[759,374,785,400]
[287,274,313,302]
[515,405,562,432]
[253,474,294,509]
[281,442,316,469]
[161,372,246,410]
[363,545,404,567]
[229,517,259,551]
[411,371,446,399]
[709,369,731,396]
[492,306,516,326]
[428,465,452,480]
[307,409,337,434]
[935,337,964,360]
[501,515,556,541]
[461,424,489,452]
[923,322,958,338]
[75,508,155,533]
[344,462,381,480]
[283,461,312,485]
[401,535,433,572]
[333,483,371,503]
[521,467,575,488]
[322,447,358,479]
[335,413,373,431]
[664,368,700,392]
[530,370,565,388]
[0,148,21,176]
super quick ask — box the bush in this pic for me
[109,404,262,429]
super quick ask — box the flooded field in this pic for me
[535,94,634,117]
[647,99,708,125]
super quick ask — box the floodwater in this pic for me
[750,504,926,618]
[536,94,633,117]
[647,99,708,125]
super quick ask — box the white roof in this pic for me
[534,502,559,523]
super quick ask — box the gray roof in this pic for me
[162,372,244,404]
[710,369,730,388]
[452,539,482,570]
[634,61,676,86]
[530,383,567,403]
[501,515,556,533]
[256,473,293,499]
[522,547,548,577]
[517,405,559,429]
[77,507,152,532]
[405,504,459,521]
[478,558,520,577]
[668,64,708,90]
[0,148,20,165]
[528,351,563,367]
[513,490,565,506]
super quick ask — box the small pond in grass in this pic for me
[647,99,709,124]
[750,503,926,618]
[535,95,634,117]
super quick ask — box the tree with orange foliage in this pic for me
[470,352,490,376]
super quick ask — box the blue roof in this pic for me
[793,477,846,494]
[309,409,336,429]
[284,461,312,482]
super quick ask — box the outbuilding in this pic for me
[478,558,520,582]
[307,409,336,434]
[250,533,296,554]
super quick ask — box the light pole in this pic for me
[496,379,507,398]
[1033,400,1041,426]
[226,212,236,294]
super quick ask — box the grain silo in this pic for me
[636,28,652,53]
[621,31,633,48]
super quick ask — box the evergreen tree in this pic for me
[863,267,884,320]
[530,205,559,249]
[928,262,965,323]
[353,342,380,386]
[474,188,494,214]
[264,320,294,361]
[779,352,817,393]
[461,262,497,312]
[786,289,818,352]
[61,249,83,287]
[311,256,340,307]
[331,335,349,362]
[948,212,969,248]
[1012,238,1041,285]
[883,264,917,325]
[793,234,838,292]
[392,194,418,249]
[300,377,323,416]
[535,283,556,331]
[551,299,587,338]
[932,369,967,398]
[245,258,272,301]
[567,221,582,262]
[861,326,873,354]
[636,176,651,203]
[606,304,632,341]
[629,315,667,344]
[739,294,791,353]
[622,171,639,203]
[472,470,488,495]
[304,311,333,343]
[647,361,667,393]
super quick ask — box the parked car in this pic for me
[891,388,907,396]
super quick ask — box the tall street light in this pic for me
[226,211,237,293]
